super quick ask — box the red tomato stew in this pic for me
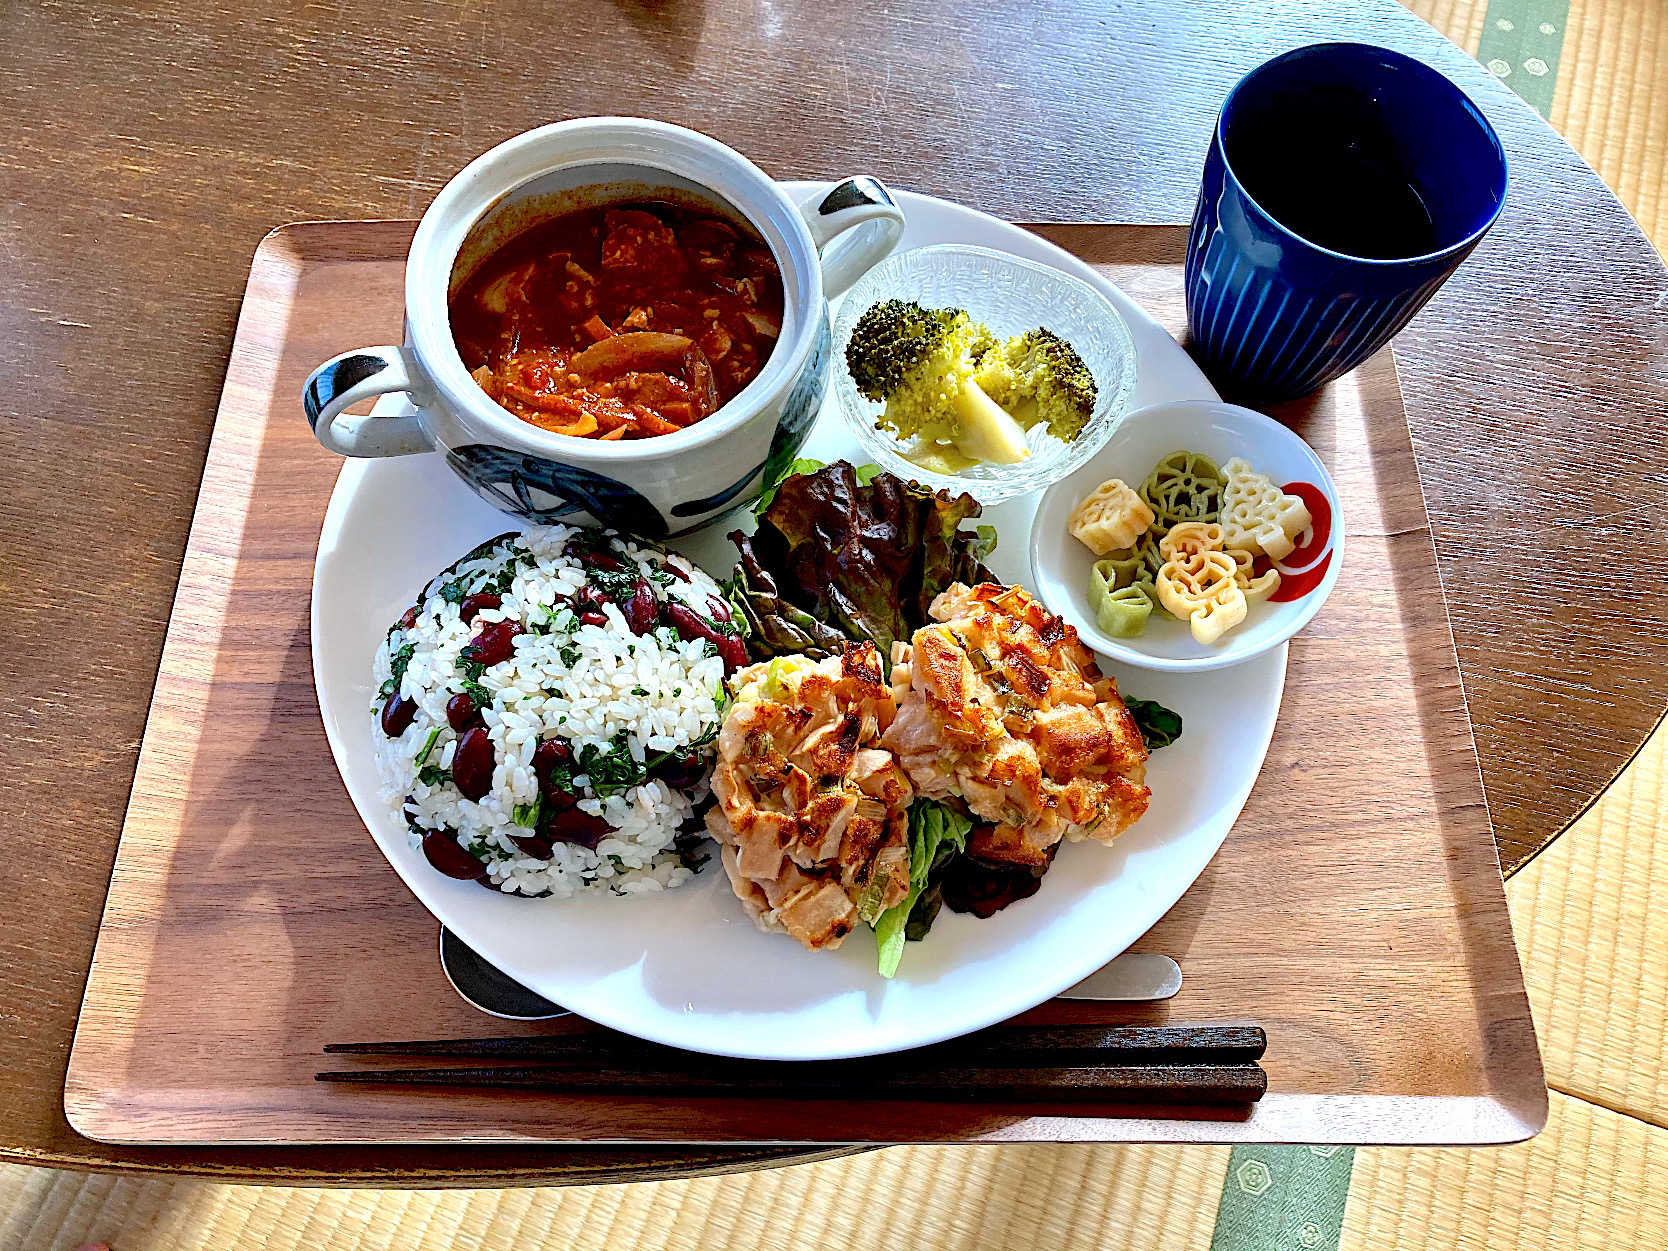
[450,203,785,439]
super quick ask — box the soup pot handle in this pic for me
[798,178,906,299]
[303,346,434,457]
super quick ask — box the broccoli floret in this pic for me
[845,299,997,447]
[845,302,1097,464]
[975,327,1099,441]
[846,299,963,401]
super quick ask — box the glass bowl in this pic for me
[831,245,1139,504]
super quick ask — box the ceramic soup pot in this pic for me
[303,117,904,537]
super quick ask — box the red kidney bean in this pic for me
[662,602,715,644]
[662,603,747,675]
[451,726,495,801]
[380,692,417,737]
[718,634,749,675]
[398,605,420,630]
[532,740,578,807]
[463,619,523,667]
[459,592,501,624]
[422,829,488,879]
[545,807,612,850]
[578,609,608,627]
[706,595,732,623]
[532,738,571,772]
[565,541,625,572]
[625,581,658,634]
[446,693,481,731]
[650,752,707,792]
[664,562,690,582]
[510,833,555,860]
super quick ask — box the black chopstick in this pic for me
[318,1023,1267,1104]
[324,1024,1266,1068]
[316,1062,1267,1104]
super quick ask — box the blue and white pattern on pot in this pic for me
[443,314,831,537]
[443,444,670,537]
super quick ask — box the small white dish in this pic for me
[1031,399,1343,672]
[831,244,1139,504]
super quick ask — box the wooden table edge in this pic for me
[0,1142,874,1188]
[1504,701,1668,879]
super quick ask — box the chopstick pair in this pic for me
[318,1023,1268,1104]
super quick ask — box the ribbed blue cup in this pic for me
[1185,44,1507,400]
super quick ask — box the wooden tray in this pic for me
[63,221,1545,1146]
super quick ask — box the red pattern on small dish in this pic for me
[1269,481,1334,602]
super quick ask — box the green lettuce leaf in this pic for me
[752,456,828,516]
[1124,697,1183,750]
[876,799,973,978]
[727,535,850,658]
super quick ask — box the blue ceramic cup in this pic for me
[1185,43,1507,400]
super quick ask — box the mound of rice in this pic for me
[371,525,742,898]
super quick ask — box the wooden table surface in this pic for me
[3,0,1664,1186]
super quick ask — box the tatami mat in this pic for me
[1342,1091,1668,1250]
[1404,0,1491,61]
[1407,0,1668,252]
[1506,718,1668,1126]
[6,1096,1667,1251]
[0,1146,1232,1251]
[1552,0,1668,250]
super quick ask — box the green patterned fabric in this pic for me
[1207,1145,1355,1251]
[1476,0,1570,117]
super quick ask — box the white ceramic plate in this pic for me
[1031,400,1344,672]
[312,186,1286,1060]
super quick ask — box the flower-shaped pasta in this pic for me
[1157,548,1247,644]
[1089,561,1154,638]
[1158,520,1227,561]
[1140,450,1225,536]
[1221,457,1312,561]
[1069,478,1155,556]
[1226,546,1281,605]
